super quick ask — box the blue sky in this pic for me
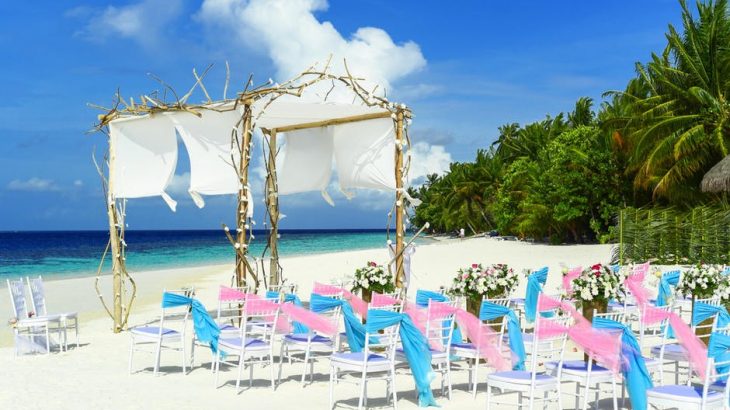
[0,0,684,231]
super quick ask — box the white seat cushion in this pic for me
[283,334,333,345]
[219,337,269,351]
[331,352,391,372]
[651,343,688,361]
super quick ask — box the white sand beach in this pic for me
[0,238,614,409]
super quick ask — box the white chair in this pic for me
[6,278,65,356]
[450,297,510,397]
[278,294,343,385]
[214,297,280,393]
[26,276,79,351]
[485,312,569,410]
[399,299,456,399]
[647,356,730,409]
[329,307,400,409]
[128,288,192,376]
[545,310,622,410]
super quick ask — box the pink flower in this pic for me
[471,263,479,269]
[462,273,469,280]
[368,261,377,267]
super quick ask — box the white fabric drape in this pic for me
[169,110,241,208]
[333,118,396,191]
[109,114,178,211]
[276,127,334,196]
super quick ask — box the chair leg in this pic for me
[270,354,276,390]
[249,360,254,388]
[181,338,187,374]
[329,365,335,410]
[45,326,50,355]
[154,339,162,376]
[75,318,79,348]
[214,352,221,388]
[485,381,492,410]
[391,365,398,410]
[446,362,452,400]
[236,353,245,393]
[301,347,310,384]
[357,370,367,410]
[128,337,135,374]
[277,343,285,385]
[472,360,479,397]
[611,379,618,410]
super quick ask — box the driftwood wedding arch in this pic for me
[91,61,415,333]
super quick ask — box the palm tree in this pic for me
[623,0,730,203]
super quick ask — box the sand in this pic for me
[0,237,616,409]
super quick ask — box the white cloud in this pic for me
[196,0,426,93]
[408,142,452,184]
[165,172,190,196]
[75,0,184,48]
[7,178,61,192]
[73,179,84,187]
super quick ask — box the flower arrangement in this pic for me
[565,263,626,303]
[448,263,520,300]
[675,264,729,300]
[351,261,395,295]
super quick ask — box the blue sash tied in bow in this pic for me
[366,309,437,407]
[310,293,369,352]
[479,300,526,370]
[525,267,548,323]
[656,271,680,307]
[162,292,221,355]
[692,302,730,330]
[708,332,730,383]
[593,317,652,410]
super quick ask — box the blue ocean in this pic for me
[0,229,398,280]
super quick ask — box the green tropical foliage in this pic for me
[411,0,730,245]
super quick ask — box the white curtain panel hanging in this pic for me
[276,127,334,195]
[109,114,178,211]
[333,118,396,191]
[169,109,241,208]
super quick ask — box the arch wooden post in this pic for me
[235,101,254,288]
[265,129,280,286]
[106,138,124,333]
[394,110,406,289]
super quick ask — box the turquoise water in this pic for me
[0,229,400,280]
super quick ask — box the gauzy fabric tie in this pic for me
[692,302,730,330]
[525,267,548,323]
[311,293,370,352]
[656,270,680,307]
[219,285,247,301]
[371,292,400,307]
[313,282,369,319]
[593,317,653,410]
[561,266,583,293]
[624,269,708,378]
[414,289,463,344]
[220,287,336,336]
[708,331,730,382]
[537,294,621,373]
[657,270,681,339]
[366,309,436,407]
[479,300,526,370]
[267,291,309,334]
[162,292,221,355]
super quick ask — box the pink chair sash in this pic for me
[562,266,583,293]
[371,292,400,307]
[537,295,621,372]
[219,285,247,301]
[219,286,337,336]
[313,282,369,319]
[624,267,708,378]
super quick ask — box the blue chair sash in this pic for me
[525,267,548,323]
[267,291,309,334]
[479,300,526,370]
[709,332,730,382]
[366,309,437,407]
[656,271,680,307]
[310,293,369,352]
[593,317,652,410]
[415,289,463,344]
[692,302,730,330]
[162,292,221,355]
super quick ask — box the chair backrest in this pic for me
[694,297,722,344]
[26,276,47,316]
[308,294,343,349]
[159,288,192,336]
[268,283,297,295]
[636,302,673,349]
[483,297,511,348]
[362,313,400,364]
[7,279,29,319]
[217,287,248,323]
[530,313,570,376]
[240,298,280,347]
[425,300,457,353]
[592,310,627,324]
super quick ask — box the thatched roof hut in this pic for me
[701,155,730,192]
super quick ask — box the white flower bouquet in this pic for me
[448,263,520,300]
[676,264,729,300]
[567,263,626,303]
[351,261,395,294]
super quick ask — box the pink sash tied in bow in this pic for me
[371,292,400,307]
[219,286,337,336]
[313,282,369,319]
[219,285,248,302]
[624,267,708,378]
[537,295,621,373]
[562,266,583,293]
